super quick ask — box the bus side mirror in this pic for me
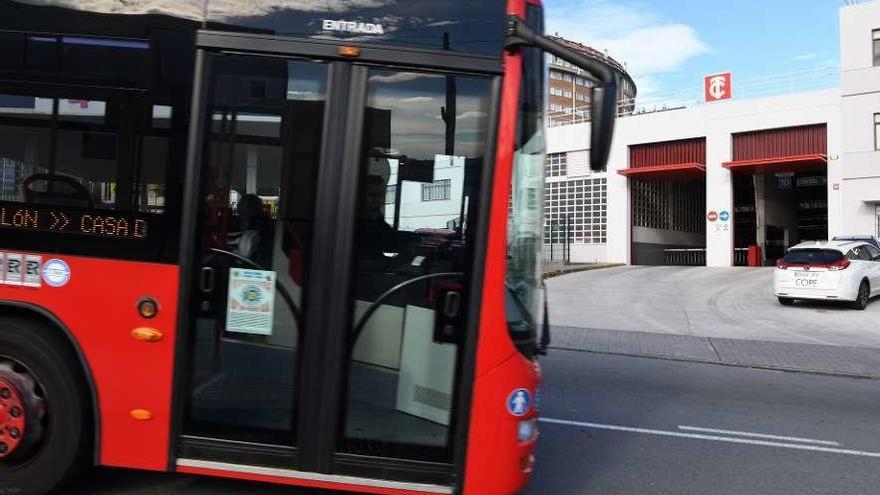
[589,83,617,172]
[504,14,621,172]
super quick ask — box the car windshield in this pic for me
[782,249,844,265]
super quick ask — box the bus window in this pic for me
[0,91,184,261]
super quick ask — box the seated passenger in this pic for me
[234,193,274,268]
[356,175,415,268]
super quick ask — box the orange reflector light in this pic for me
[130,409,153,421]
[138,298,158,318]
[131,327,164,343]
[339,46,361,57]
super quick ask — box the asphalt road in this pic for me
[62,350,880,495]
[528,350,880,494]
[547,266,880,348]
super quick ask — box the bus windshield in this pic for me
[506,4,545,351]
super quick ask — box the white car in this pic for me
[774,240,880,310]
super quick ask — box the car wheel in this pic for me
[852,280,870,310]
[0,317,91,495]
[778,297,794,306]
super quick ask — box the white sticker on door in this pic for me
[225,268,276,336]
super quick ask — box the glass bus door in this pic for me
[181,53,328,463]
[179,48,497,485]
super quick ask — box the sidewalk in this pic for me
[550,325,880,379]
[546,266,880,348]
[541,261,622,279]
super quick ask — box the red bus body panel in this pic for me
[461,0,542,493]
[0,254,178,470]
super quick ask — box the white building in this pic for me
[546,1,880,267]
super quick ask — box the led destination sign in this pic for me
[0,205,147,240]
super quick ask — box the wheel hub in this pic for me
[0,377,26,459]
[0,361,45,461]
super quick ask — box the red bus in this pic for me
[0,1,618,494]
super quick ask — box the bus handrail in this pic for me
[351,272,463,353]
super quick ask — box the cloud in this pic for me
[455,111,487,120]
[401,96,435,103]
[16,0,395,21]
[792,52,818,61]
[547,0,709,91]
[425,20,459,27]
[369,72,442,84]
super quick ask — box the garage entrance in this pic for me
[726,124,828,266]
[619,138,707,265]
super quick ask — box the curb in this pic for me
[546,326,880,380]
[542,263,623,279]
[548,345,879,380]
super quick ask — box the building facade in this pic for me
[546,36,637,125]
[543,36,634,262]
[546,1,880,267]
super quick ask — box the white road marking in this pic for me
[539,417,880,458]
[677,425,840,446]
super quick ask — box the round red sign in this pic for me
[707,211,718,222]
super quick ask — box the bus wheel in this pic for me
[0,317,90,495]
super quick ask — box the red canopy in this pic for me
[617,162,706,181]
[722,153,827,175]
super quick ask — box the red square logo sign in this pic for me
[704,72,732,102]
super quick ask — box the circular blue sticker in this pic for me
[719,210,731,222]
[507,388,532,416]
[42,259,71,287]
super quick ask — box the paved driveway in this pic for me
[546,266,880,348]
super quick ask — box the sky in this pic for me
[545,0,843,102]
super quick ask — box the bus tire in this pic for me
[777,297,794,306]
[0,316,90,495]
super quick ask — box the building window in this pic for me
[550,87,562,96]
[875,113,880,150]
[550,71,562,80]
[632,180,706,234]
[563,90,572,98]
[874,29,880,66]
[575,92,587,102]
[543,177,607,245]
[875,205,880,239]
[545,152,567,177]
[421,179,451,201]
[385,184,397,204]
[562,74,573,82]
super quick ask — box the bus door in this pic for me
[176,40,499,488]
